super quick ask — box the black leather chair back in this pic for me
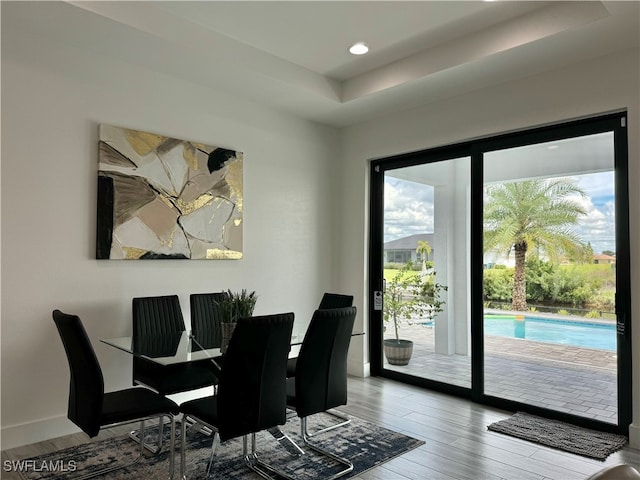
[217,312,294,442]
[318,293,353,310]
[133,330,182,357]
[132,295,189,393]
[52,310,104,438]
[294,306,356,419]
[190,292,226,349]
[132,295,185,337]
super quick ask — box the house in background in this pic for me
[384,233,433,264]
[594,254,616,265]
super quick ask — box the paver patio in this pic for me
[384,322,618,423]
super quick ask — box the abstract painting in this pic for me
[97,125,243,259]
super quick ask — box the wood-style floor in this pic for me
[3,376,640,479]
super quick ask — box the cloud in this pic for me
[384,178,434,242]
[573,173,615,253]
[575,198,615,253]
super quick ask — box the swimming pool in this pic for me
[484,315,616,351]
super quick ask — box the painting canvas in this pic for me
[97,125,243,259]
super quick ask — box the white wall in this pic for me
[339,48,640,444]
[0,25,341,448]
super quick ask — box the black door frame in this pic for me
[369,111,631,434]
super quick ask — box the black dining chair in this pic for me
[189,292,227,378]
[189,292,226,349]
[318,293,354,310]
[286,292,354,378]
[132,295,218,450]
[285,306,357,479]
[179,312,298,480]
[132,295,218,394]
[52,310,179,479]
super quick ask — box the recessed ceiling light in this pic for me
[349,42,369,55]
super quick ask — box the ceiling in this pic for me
[3,1,639,127]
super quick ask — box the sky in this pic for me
[383,171,616,254]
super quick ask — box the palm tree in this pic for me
[416,240,432,275]
[483,178,587,311]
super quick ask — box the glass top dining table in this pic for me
[101,330,304,366]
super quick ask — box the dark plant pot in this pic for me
[383,339,414,366]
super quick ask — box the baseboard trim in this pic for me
[348,361,370,378]
[628,422,640,449]
[2,416,80,450]
[1,387,216,451]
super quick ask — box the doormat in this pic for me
[16,411,424,479]
[487,412,627,460]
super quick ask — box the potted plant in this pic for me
[216,289,258,353]
[383,261,447,365]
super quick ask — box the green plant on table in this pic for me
[216,289,258,323]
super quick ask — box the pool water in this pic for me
[484,315,616,351]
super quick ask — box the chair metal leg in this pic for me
[304,409,351,437]
[242,435,273,480]
[267,426,305,456]
[205,431,221,478]
[180,416,301,480]
[185,417,213,437]
[168,416,176,479]
[181,415,218,480]
[129,416,165,453]
[299,417,353,480]
[76,415,175,480]
[244,433,299,480]
[180,419,187,480]
[135,415,210,455]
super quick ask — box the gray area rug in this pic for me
[488,411,627,460]
[18,411,424,479]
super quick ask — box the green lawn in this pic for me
[384,268,421,282]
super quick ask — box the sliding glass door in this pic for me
[482,132,623,424]
[379,156,471,389]
[369,113,631,433]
